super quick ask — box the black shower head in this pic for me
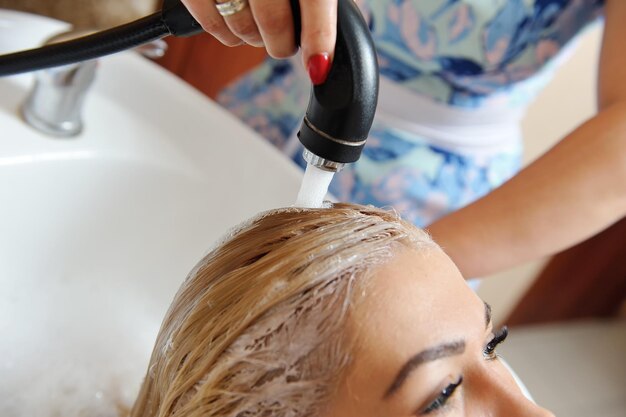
[292,0,379,171]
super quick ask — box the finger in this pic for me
[181,0,242,46]
[219,0,264,47]
[249,0,296,58]
[299,0,337,66]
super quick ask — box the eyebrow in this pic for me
[484,301,492,329]
[383,301,493,399]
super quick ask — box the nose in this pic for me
[495,382,555,417]
[470,359,556,417]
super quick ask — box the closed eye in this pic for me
[419,376,463,414]
[483,326,508,360]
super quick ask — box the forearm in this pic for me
[428,102,626,278]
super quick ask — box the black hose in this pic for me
[0,13,169,76]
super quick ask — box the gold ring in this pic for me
[215,0,248,17]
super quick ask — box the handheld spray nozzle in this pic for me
[291,0,379,172]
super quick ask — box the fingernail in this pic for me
[307,53,331,85]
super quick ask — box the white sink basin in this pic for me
[0,9,302,416]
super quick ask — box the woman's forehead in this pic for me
[348,246,483,364]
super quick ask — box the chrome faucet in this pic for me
[21,58,97,137]
[20,31,167,138]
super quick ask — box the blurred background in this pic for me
[1,1,623,416]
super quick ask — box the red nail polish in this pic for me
[307,53,331,85]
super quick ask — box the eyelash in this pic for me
[483,326,509,360]
[419,326,510,415]
[421,376,463,415]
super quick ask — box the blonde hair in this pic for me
[131,203,435,417]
